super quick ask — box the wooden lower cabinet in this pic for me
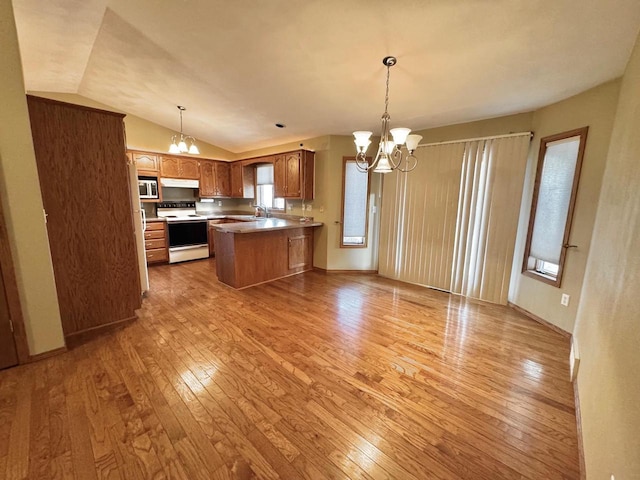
[144,221,168,264]
[214,227,314,289]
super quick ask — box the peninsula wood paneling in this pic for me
[215,227,315,288]
[27,96,141,338]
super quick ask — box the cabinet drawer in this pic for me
[144,230,165,240]
[145,238,166,250]
[146,248,168,264]
[146,222,165,231]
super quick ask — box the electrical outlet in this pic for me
[561,293,570,307]
[306,204,312,211]
[319,206,324,213]
[217,200,222,207]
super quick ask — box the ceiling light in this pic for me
[169,106,199,155]
[353,56,422,174]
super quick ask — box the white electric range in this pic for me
[157,202,209,263]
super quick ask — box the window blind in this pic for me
[343,161,369,240]
[256,164,274,185]
[529,136,581,264]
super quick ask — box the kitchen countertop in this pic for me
[211,217,322,233]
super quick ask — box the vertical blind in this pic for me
[379,134,530,304]
[379,143,465,291]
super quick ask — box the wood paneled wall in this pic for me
[27,96,141,338]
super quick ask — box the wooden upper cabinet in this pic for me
[274,155,287,198]
[214,162,231,197]
[273,150,315,200]
[132,152,159,172]
[199,160,231,197]
[180,158,200,179]
[285,152,302,197]
[231,162,255,198]
[230,162,243,197]
[160,156,199,179]
[199,160,216,197]
[160,156,180,177]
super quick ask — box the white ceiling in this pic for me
[12,0,640,153]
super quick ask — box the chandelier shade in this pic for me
[169,106,200,155]
[353,57,422,174]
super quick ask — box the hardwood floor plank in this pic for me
[66,388,98,480]
[0,260,580,479]
[28,380,52,480]
[5,367,32,480]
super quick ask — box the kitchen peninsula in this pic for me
[212,218,322,289]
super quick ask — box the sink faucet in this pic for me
[254,204,271,218]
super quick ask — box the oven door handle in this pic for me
[169,244,209,252]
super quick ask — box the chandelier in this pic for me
[353,56,422,173]
[169,106,200,155]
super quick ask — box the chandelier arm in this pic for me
[394,151,419,173]
[354,153,372,172]
[385,147,402,169]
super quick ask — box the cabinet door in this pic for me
[27,96,140,337]
[230,162,243,198]
[214,162,231,197]
[180,158,200,179]
[274,155,287,198]
[199,160,216,197]
[133,152,158,172]
[160,156,181,177]
[285,152,302,198]
[288,234,311,269]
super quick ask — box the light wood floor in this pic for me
[0,259,580,479]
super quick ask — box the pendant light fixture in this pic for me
[169,105,200,155]
[353,56,422,173]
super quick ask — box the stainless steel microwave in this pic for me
[138,176,159,200]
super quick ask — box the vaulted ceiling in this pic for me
[12,0,640,153]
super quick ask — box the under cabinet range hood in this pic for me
[160,178,199,188]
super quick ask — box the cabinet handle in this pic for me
[563,244,578,249]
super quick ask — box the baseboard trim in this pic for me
[507,302,571,338]
[29,346,67,362]
[64,315,137,348]
[573,380,587,479]
[313,267,378,275]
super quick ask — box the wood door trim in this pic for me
[28,346,67,362]
[0,198,31,364]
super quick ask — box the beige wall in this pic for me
[238,135,382,271]
[573,31,640,479]
[28,92,236,160]
[0,2,64,355]
[412,112,533,143]
[509,80,621,332]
